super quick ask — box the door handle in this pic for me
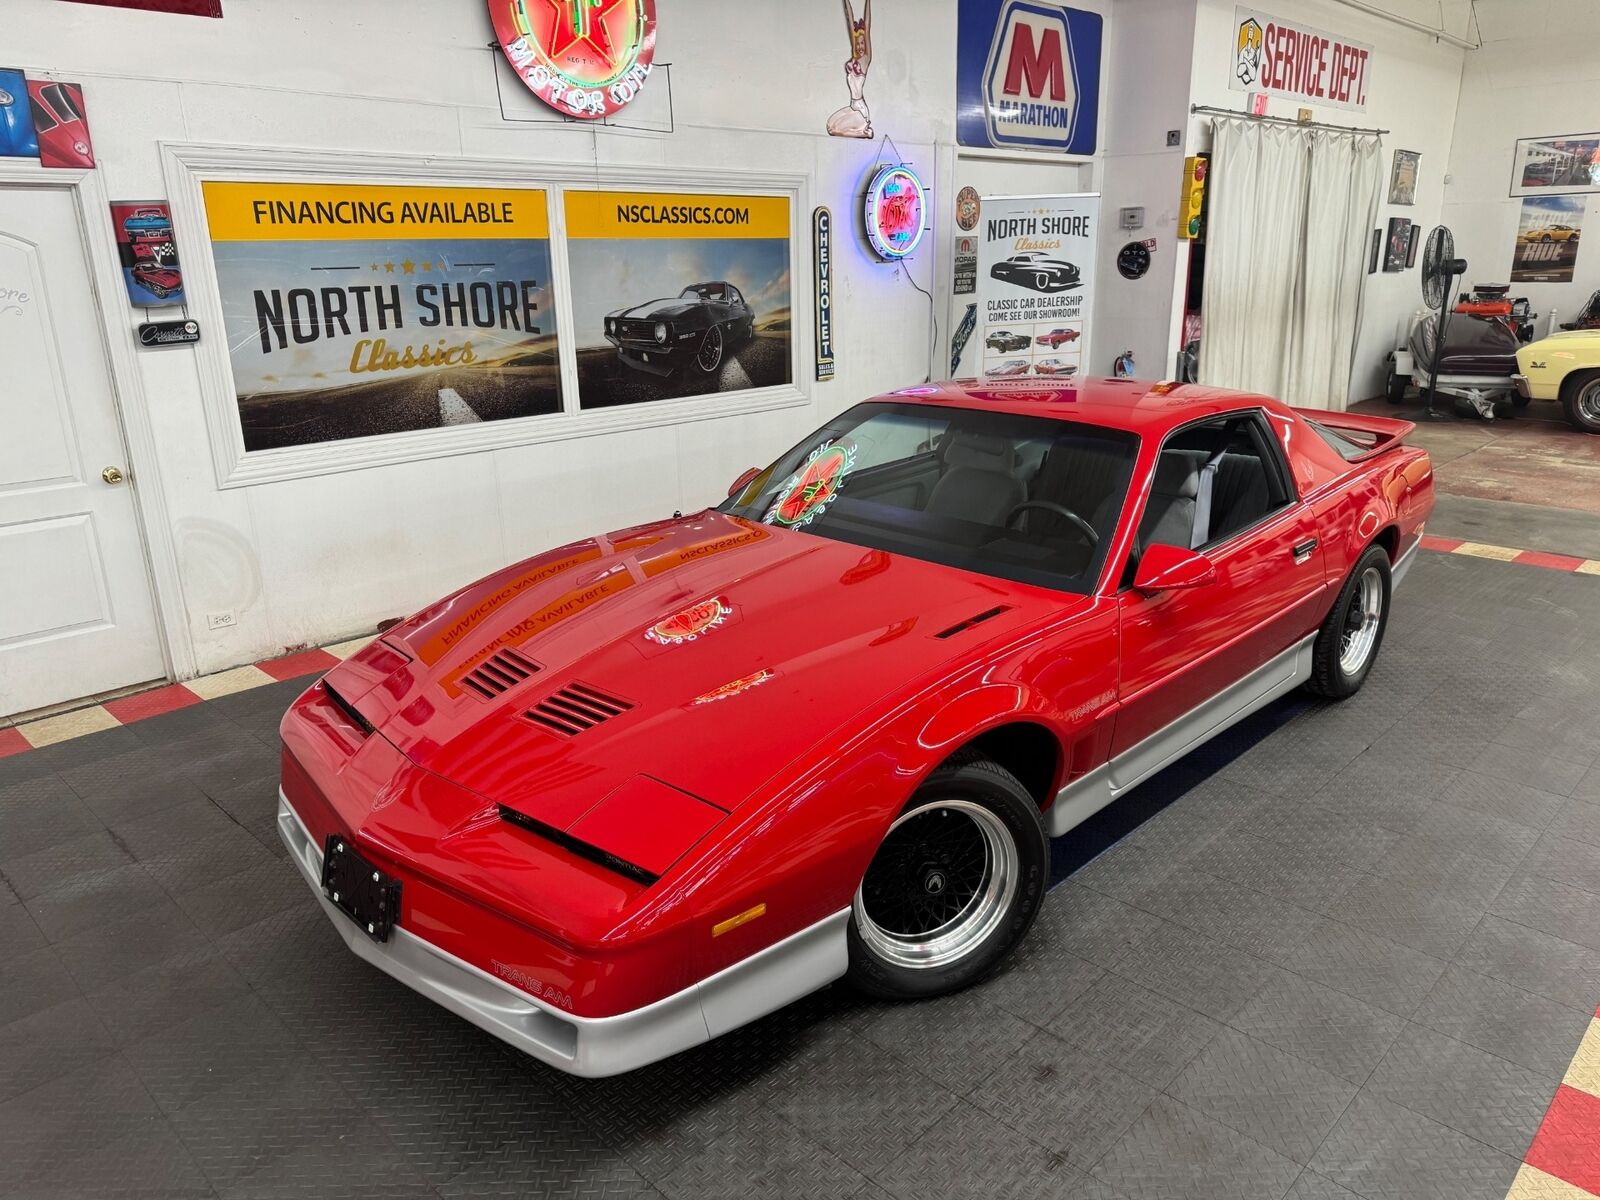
[1292,537,1318,561]
[101,466,125,485]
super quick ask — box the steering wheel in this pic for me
[1003,500,1098,546]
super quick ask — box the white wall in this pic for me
[1184,0,1468,401]
[1441,0,1600,333]
[5,0,962,675]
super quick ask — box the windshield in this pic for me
[719,401,1138,593]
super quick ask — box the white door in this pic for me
[0,183,165,717]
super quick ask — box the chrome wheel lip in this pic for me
[852,798,1018,971]
[1339,566,1385,674]
[697,325,724,373]
[1579,380,1600,424]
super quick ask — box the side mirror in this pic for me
[727,466,761,499]
[1132,543,1217,592]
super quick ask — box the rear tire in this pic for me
[1560,370,1600,433]
[847,757,1047,1000]
[1385,366,1408,404]
[1306,546,1392,699]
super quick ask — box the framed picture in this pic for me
[1405,222,1420,268]
[1383,217,1411,272]
[1368,227,1381,274]
[1510,132,1600,196]
[1388,150,1420,205]
[1511,195,1584,283]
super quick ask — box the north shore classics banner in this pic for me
[202,181,560,452]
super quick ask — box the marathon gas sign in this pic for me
[956,0,1103,155]
[1229,7,1373,112]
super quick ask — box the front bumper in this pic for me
[277,793,848,1076]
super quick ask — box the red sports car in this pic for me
[1036,327,1081,348]
[278,379,1433,1075]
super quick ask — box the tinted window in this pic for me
[1305,417,1374,462]
[1138,413,1290,552]
[720,402,1138,593]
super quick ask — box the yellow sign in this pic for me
[202,182,550,242]
[564,190,790,240]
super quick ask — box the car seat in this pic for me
[1136,455,1203,550]
[927,433,1027,526]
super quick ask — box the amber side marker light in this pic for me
[712,903,767,937]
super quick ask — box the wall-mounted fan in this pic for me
[1417,225,1469,419]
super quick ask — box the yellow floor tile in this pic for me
[19,705,120,747]
[1455,541,1522,562]
[184,664,276,700]
[322,636,376,660]
[1505,1162,1600,1200]
[1577,560,1600,576]
[1562,1018,1600,1098]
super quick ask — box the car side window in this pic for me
[1137,413,1292,553]
[728,286,744,306]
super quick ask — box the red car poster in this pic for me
[110,201,185,307]
[27,80,94,168]
[60,1,222,15]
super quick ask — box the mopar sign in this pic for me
[957,0,1102,155]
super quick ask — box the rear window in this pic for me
[1305,418,1376,462]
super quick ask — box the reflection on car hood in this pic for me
[613,298,699,321]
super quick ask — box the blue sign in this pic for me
[956,0,1102,155]
[0,69,39,159]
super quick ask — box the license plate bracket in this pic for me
[320,834,400,943]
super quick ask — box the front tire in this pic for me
[694,325,724,375]
[1385,366,1408,404]
[1307,545,1392,699]
[1561,370,1600,433]
[847,757,1047,1000]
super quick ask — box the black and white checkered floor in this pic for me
[4,550,1600,1200]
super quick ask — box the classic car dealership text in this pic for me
[5,1,1600,1196]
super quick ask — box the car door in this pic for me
[1110,410,1329,761]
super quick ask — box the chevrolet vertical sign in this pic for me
[957,0,1103,155]
[813,207,834,381]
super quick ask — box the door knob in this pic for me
[101,466,125,485]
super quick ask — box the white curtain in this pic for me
[1199,117,1381,410]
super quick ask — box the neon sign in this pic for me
[863,164,927,260]
[489,0,658,121]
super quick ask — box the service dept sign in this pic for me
[1230,7,1372,111]
[956,0,1103,155]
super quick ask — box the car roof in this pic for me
[875,377,1291,436]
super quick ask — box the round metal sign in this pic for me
[1117,241,1152,280]
[864,164,927,261]
[488,0,658,121]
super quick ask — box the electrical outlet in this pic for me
[207,610,237,631]
[1166,129,1181,147]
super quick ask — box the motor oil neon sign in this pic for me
[489,0,658,120]
[864,164,927,260]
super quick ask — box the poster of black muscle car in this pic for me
[566,190,794,409]
[989,252,1081,293]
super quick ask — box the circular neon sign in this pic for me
[864,164,927,260]
[489,0,658,121]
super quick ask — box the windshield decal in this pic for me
[646,596,731,645]
[765,439,857,528]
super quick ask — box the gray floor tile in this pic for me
[1286,1169,1361,1198]
[1520,829,1600,894]
[1092,1095,1301,1200]
[173,856,310,938]
[112,797,273,896]
[1308,1091,1521,1200]
[86,942,252,1047]
[1306,752,1459,834]
[52,896,211,990]
[1045,973,1221,1089]
[1436,772,1566,830]
[1230,966,1405,1085]
[653,1104,866,1200]
[1467,743,1588,798]
[1126,867,1324,965]
[1043,881,1166,968]
[125,993,302,1115]
[1412,964,1595,1078]
[1403,800,1544,866]
[1325,872,1487,959]
[0,774,101,861]
[857,986,1036,1094]
[1246,801,1403,869]
[0,828,133,899]
[1072,840,1181,908]
[1364,832,1515,910]
[0,892,47,957]
[1111,920,1275,1023]
[1548,799,1600,848]
[1491,872,1600,953]
[23,861,169,943]
[1454,914,1600,1011]
[0,994,118,1104]
[1164,1028,1357,1163]
[15,1121,215,1199]
[1365,1024,1559,1158]
[57,747,211,826]
[981,912,1106,1026]
[1187,834,1363,914]
[0,1055,165,1193]
[1281,918,1448,1016]
[0,943,80,1027]
[968,1029,1156,1166]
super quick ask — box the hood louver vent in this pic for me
[461,647,542,700]
[524,683,634,737]
[934,605,1012,639]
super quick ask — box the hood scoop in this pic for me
[524,682,635,737]
[460,647,542,700]
[934,605,1012,639]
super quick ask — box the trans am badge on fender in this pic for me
[645,597,730,645]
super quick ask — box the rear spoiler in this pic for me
[1292,408,1414,462]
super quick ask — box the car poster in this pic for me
[1510,132,1600,197]
[201,181,560,452]
[110,201,184,308]
[0,69,39,158]
[951,192,1098,383]
[1511,195,1584,283]
[27,79,94,169]
[563,190,792,409]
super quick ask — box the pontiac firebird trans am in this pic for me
[278,378,1434,1076]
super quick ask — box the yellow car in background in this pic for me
[1515,329,1600,432]
[1518,224,1582,243]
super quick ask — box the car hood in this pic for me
[614,298,699,321]
[341,512,1059,829]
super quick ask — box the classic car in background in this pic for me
[985,330,1031,352]
[122,208,172,234]
[1035,328,1081,348]
[131,260,183,299]
[277,377,1433,1076]
[1515,328,1600,432]
[1034,359,1077,376]
[989,252,1081,293]
[984,358,1031,377]
[1518,223,1581,243]
[604,281,754,377]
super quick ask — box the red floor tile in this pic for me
[0,726,30,758]
[257,648,340,682]
[101,683,203,725]
[1420,535,1465,552]
[1526,1084,1600,1196]
[1512,549,1588,572]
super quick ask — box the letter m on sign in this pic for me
[983,0,1081,151]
